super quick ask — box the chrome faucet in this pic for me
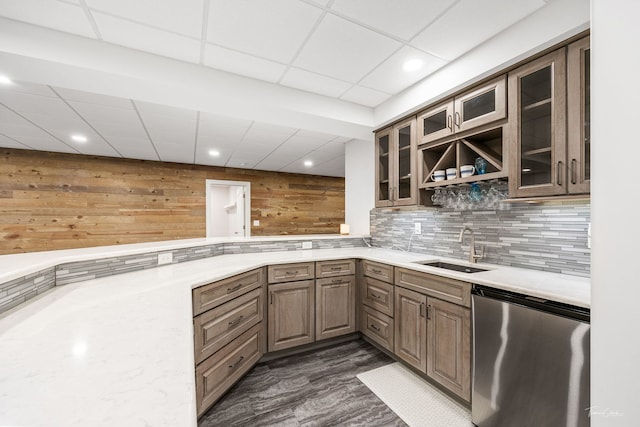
[458,227,485,264]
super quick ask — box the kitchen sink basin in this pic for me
[416,260,488,274]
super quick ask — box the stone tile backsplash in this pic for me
[370,201,590,277]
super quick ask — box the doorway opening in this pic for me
[205,179,251,238]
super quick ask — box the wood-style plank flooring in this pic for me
[198,339,407,426]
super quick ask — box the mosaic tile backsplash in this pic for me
[370,202,590,277]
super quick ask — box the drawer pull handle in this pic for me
[285,271,297,276]
[228,315,244,327]
[330,267,342,271]
[371,268,382,274]
[370,324,381,332]
[370,293,381,299]
[331,279,343,284]
[227,284,243,293]
[228,355,245,370]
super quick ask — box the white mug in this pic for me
[446,168,458,180]
[460,165,476,178]
[431,169,446,182]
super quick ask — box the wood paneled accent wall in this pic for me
[0,149,345,255]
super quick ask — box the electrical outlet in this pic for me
[302,241,312,249]
[414,222,421,235]
[253,220,260,226]
[157,252,173,265]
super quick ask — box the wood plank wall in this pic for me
[0,149,345,255]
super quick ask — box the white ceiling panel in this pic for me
[340,85,391,107]
[101,136,158,161]
[249,121,298,137]
[411,0,546,61]
[92,12,201,63]
[66,101,138,124]
[0,0,97,38]
[207,0,322,63]
[54,87,134,109]
[360,46,448,94]
[0,134,30,149]
[204,45,287,83]
[3,81,57,98]
[294,14,401,82]
[0,90,72,117]
[281,155,344,177]
[135,101,199,122]
[331,0,457,40]
[0,108,77,153]
[300,141,345,163]
[280,68,352,97]
[85,0,204,38]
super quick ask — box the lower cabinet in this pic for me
[195,323,263,416]
[316,275,356,341]
[267,279,315,352]
[427,298,471,401]
[361,304,394,352]
[394,286,427,372]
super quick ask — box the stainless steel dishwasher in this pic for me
[471,285,590,427]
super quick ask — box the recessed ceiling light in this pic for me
[402,58,423,72]
[0,75,13,85]
[71,134,88,143]
[208,149,220,157]
[304,160,313,167]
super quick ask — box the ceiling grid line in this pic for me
[253,130,301,169]
[78,0,103,41]
[130,100,162,162]
[49,86,124,157]
[0,132,32,150]
[0,102,81,154]
[223,121,255,168]
[198,0,211,65]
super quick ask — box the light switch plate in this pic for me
[253,220,260,226]
[158,252,173,265]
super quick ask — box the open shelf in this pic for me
[419,125,507,189]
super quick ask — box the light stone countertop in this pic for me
[0,244,590,427]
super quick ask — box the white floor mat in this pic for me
[357,362,473,427]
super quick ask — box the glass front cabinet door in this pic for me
[567,36,591,194]
[375,118,417,207]
[508,49,567,197]
[418,75,506,145]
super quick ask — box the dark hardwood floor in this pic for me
[198,339,407,427]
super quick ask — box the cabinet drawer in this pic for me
[362,260,394,283]
[362,276,394,317]
[361,305,394,352]
[192,268,264,316]
[268,262,315,283]
[195,323,263,416]
[315,259,356,278]
[194,288,263,365]
[395,267,471,307]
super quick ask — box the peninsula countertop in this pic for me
[0,244,590,427]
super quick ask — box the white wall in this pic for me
[345,139,374,235]
[207,186,230,237]
[591,1,640,424]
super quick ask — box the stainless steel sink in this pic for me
[416,260,488,273]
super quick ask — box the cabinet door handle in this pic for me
[427,305,432,320]
[269,292,274,304]
[227,284,243,293]
[447,114,453,131]
[557,161,563,186]
[228,355,245,370]
[370,324,381,332]
[455,112,461,128]
[420,303,426,318]
[571,159,577,184]
[228,315,244,328]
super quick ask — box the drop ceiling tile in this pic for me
[0,0,97,38]
[249,121,298,137]
[330,0,457,40]
[296,129,339,142]
[101,136,159,161]
[281,155,345,177]
[411,0,546,61]
[3,81,57,98]
[280,68,352,97]
[67,101,139,124]
[0,134,30,149]
[0,110,77,153]
[134,101,198,122]
[203,45,287,83]
[55,87,134,109]
[92,12,201,63]
[153,143,195,164]
[293,14,401,82]
[360,46,447,94]
[207,0,322,63]
[85,0,203,38]
[0,90,74,118]
[340,85,391,107]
